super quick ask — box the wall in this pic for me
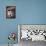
[0,0,46,45]
[16,0,46,24]
[0,0,18,44]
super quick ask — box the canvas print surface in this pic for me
[6,6,16,19]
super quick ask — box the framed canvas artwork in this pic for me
[6,6,16,19]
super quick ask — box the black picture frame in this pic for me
[6,6,16,19]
